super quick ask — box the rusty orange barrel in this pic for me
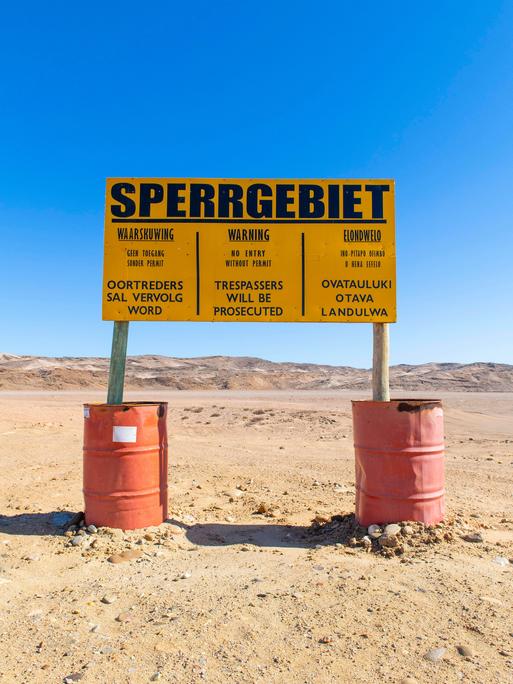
[352,399,445,526]
[83,402,168,529]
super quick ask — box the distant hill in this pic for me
[0,353,512,391]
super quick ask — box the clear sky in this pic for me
[1,1,512,367]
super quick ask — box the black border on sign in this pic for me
[195,232,200,315]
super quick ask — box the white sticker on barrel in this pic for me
[112,426,137,443]
[83,407,90,418]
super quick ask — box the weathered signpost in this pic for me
[85,177,444,533]
[107,321,129,404]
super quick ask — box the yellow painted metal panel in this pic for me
[102,178,396,322]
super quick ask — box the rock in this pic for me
[71,536,84,546]
[492,556,509,567]
[179,570,192,580]
[108,550,143,564]
[87,525,98,534]
[63,673,84,683]
[116,611,132,623]
[399,679,418,684]
[24,554,40,561]
[166,524,185,536]
[76,529,87,536]
[101,595,117,605]
[257,502,270,514]
[402,525,414,536]
[379,533,398,548]
[150,673,162,681]
[480,596,502,606]
[361,536,372,548]
[384,523,401,536]
[368,524,382,539]
[424,647,446,662]
[313,515,330,524]
[144,533,155,541]
[456,645,474,657]
[463,532,483,543]
[100,645,113,654]
[90,624,100,632]
[319,636,333,644]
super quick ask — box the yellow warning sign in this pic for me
[103,178,396,322]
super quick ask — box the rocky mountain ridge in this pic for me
[0,353,511,391]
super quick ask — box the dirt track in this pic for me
[0,391,512,683]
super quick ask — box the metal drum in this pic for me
[83,402,168,529]
[352,399,445,525]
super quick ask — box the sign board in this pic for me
[103,178,396,322]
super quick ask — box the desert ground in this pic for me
[0,389,512,684]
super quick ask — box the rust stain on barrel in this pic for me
[396,399,442,413]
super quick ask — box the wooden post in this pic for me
[107,321,129,404]
[372,323,390,401]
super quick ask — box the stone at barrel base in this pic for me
[379,533,399,548]
[367,524,382,539]
[313,514,331,524]
[384,523,401,536]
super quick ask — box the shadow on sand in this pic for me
[185,522,319,549]
[0,511,78,536]
[0,513,323,550]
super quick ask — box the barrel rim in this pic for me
[84,401,169,408]
[352,398,442,405]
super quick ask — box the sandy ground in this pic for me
[0,390,512,684]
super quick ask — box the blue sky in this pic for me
[1,1,512,366]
